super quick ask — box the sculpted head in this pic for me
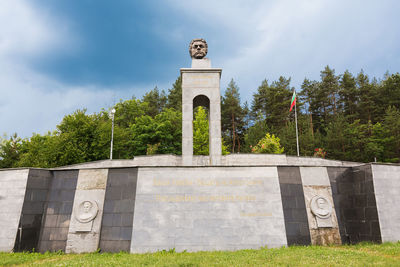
[83,201,92,213]
[189,38,208,59]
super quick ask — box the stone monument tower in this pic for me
[181,39,222,165]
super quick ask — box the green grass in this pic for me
[1,242,400,267]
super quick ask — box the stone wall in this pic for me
[371,164,400,242]
[2,162,399,253]
[277,167,311,245]
[99,168,138,252]
[14,169,52,251]
[38,170,78,252]
[130,166,287,252]
[0,169,29,252]
[328,166,381,244]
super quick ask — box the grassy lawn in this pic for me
[1,242,399,266]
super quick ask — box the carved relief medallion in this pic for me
[310,195,333,227]
[75,200,98,223]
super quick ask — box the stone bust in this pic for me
[189,38,208,59]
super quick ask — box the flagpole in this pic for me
[295,98,300,157]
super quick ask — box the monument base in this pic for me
[0,156,398,253]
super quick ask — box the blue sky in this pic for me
[1,0,400,137]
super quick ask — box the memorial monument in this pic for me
[181,38,222,165]
[0,39,399,253]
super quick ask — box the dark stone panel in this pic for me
[281,197,296,209]
[60,202,73,214]
[285,222,301,236]
[328,165,382,244]
[100,168,138,252]
[37,170,78,253]
[99,240,130,253]
[14,169,52,252]
[282,208,294,221]
[291,209,309,222]
[103,200,115,213]
[277,167,302,184]
[102,214,114,227]
[279,184,291,196]
[121,213,134,227]
[120,227,132,241]
[277,167,311,246]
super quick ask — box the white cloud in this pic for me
[0,0,75,60]
[166,0,400,102]
[0,1,117,137]
[0,61,122,137]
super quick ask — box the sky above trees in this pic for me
[1,0,400,137]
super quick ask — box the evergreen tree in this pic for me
[299,79,318,137]
[251,77,293,128]
[166,77,182,111]
[319,66,340,118]
[221,79,245,152]
[383,106,400,161]
[142,86,167,117]
[339,70,359,120]
[357,71,378,123]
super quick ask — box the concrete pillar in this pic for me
[181,59,222,166]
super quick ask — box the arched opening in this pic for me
[193,95,210,155]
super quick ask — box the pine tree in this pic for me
[166,77,182,111]
[221,79,245,152]
[251,77,293,129]
[339,70,359,120]
[142,86,167,117]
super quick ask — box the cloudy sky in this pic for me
[1,0,399,138]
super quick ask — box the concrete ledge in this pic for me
[48,154,362,170]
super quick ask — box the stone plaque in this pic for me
[74,200,98,231]
[310,195,333,228]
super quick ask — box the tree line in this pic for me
[1,66,400,168]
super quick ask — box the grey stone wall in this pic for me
[328,165,381,244]
[130,166,287,252]
[371,164,400,242]
[14,169,52,251]
[277,167,311,246]
[0,169,29,252]
[38,170,78,252]
[99,168,138,252]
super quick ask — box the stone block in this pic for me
[300,167,331,186]
[278,167,302,184]
[60,202,73,214]
[282,196,297,209]
[120,227,132,241]
[106,187,122,200]
[121,213,134,227]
